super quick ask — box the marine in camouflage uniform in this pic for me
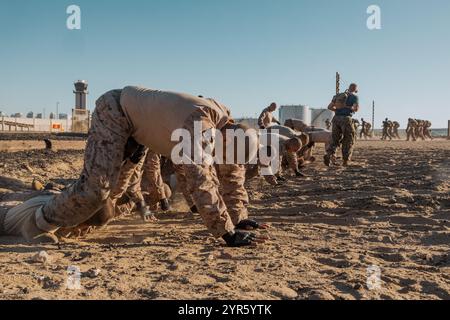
[423,120,433,140]
[258,103,280,129]
[381,118,393,141]
[406,118,418,141]
[245,133,303,185]
[392,121,401,139]
[324,84,360,166]
[4,87,262,246]
[416,119,426,140]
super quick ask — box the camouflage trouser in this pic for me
[417,127,425,140]
[423,128,433,140]
[141,151,168,204]
[173,164,195,208]
[326,116,355,162]
[110,153,146,204]
[181,109,236,237]
[393,128,401,139]
[406,127,416,141]
[42,89,132,227]
[215,164,248,225]
[382,128,392,140]
[283,151,298,173]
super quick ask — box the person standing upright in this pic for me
[324,83,360,167]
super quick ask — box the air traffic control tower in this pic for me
[72,80,90,133]
[73,80,88,110]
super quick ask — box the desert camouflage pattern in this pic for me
[416,120,426,140]
[406,118,418,141]
[42,89,132,228]
[326,115,356,162]
[258,107,278,129]
[181,110,237,237]
[173,164,195,208]
[381,120,393,140]
[215,164,249,225]
[423,120,433,140]
[392,121,401,139]
[110,153,146,204]
[141,151,169,208]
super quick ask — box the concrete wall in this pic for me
[0,117,72,132]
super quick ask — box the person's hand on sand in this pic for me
[136,204,158,223]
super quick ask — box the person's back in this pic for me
[120,86,231,157]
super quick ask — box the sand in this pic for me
[0,139,449,300]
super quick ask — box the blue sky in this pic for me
[0,0,449,128]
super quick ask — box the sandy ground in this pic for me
[0,140,86,152]
[0,139,449,300]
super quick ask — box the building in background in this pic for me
[72,80,90,133]
[279,105,311,127]
[279,105,334,129]
[310,108,334,128]
[74,80,88,110]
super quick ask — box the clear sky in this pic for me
[0,0,449,128]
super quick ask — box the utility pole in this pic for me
[56,102,60,120]
[372,100,375,136]
[336,72,340,94]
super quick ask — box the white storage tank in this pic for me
[311,108,334,129]
[279,105,311,126]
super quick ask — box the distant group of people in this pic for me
[381,118,433,141]
[351,118,373,140]
[406,118,433,141]
[381,118,401,140]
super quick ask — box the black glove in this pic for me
[295,170,305,177]
[222,230,259,247]
[235,219,270,231]
[160,199,170,212]
[129,145,147,164]
[190,205,199,213]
